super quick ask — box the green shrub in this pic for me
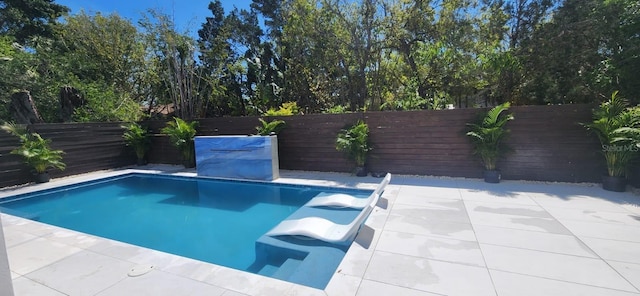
[466,103,514,171]
[583,91,640,177]
[161,117,198,168]
[265,101,300,116]
[336,120,372,167]
[1,122,65,173]
[122,122,151,163]
[324,105,350,114]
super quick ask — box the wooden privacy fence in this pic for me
[0,123,135,188]
[1,104,605,187]
[147,104,603,183]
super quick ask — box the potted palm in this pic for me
[583,91,640,192]
[122,122,151,166]
[466,102,514,183]
[1,122,66,183]
[161,117,198,168]
[336,120,372,177]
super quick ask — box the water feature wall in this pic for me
[195,136,279,181]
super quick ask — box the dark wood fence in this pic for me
[0,123,135,187]
[497,105,602,182]
[145,118,265,165]
[146,104,603,183]
[0,132,29,188]
[1,104,605,187]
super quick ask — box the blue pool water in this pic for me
[0,173,371,289]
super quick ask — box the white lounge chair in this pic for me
[265,174,391,243]
[265,197,379,243]
[304,173,391,209]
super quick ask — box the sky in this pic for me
[56,0,254,33]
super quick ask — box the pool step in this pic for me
[251,240,307,277]
[255,256,303,279]
[257,263,278,275]
[271,257,303,279]
[253,234,350,289]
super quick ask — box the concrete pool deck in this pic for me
[1,165,640,295]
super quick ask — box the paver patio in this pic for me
[1,166,639,295]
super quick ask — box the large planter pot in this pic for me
[136,158,147,166]
[602,175,626,192]
[483,170,501,183]
[34,172,50,183]
[183,159,196,169]
[355,166,368,177]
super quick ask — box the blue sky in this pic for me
[56,0,253,32]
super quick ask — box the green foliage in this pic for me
[141,10,208,119]
[1,11,148,123]
[583,91,640,177]
[381,78,428,111]
[2,0,637,122]
[466,103,515,171]
[265,101,299,116]
[1,122,65,173]
[197,1,271,117]
[51,12,147,122]
[509,0,640,105]
[324,105,350,114]
[336,120,372,167]
[122,122,151,161]
[60,12,146,97]
[0,36,39,117]
[161,117,198,167]
[255,118,286,135]
[0,0,69,45]
[70,82,145,122]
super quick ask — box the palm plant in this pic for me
[122,122,151,165]
[466,102,514,171]
[1,122,65,182]
[336,120,372,176]
[255,118,286,136]
[583,91,640,178]
[161,117,198,168]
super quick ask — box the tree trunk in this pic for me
[8,91,43,124]
[59,86,85,122]
[399,41,429,100]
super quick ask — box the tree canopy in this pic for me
[0,0,638,122]
[0,0,68,45]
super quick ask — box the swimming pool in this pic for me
[0,173,372,289]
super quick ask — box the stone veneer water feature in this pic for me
[195,136,279,181]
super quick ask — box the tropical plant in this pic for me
[1,122,65,174]
[255,118,286,136]
[161,117,198,168]
[324,105,350,114]
[122,122,151,164]
[265,102,300,116]
[466,102,514,171]
[583,91,640,177]
[336,120,372,167]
